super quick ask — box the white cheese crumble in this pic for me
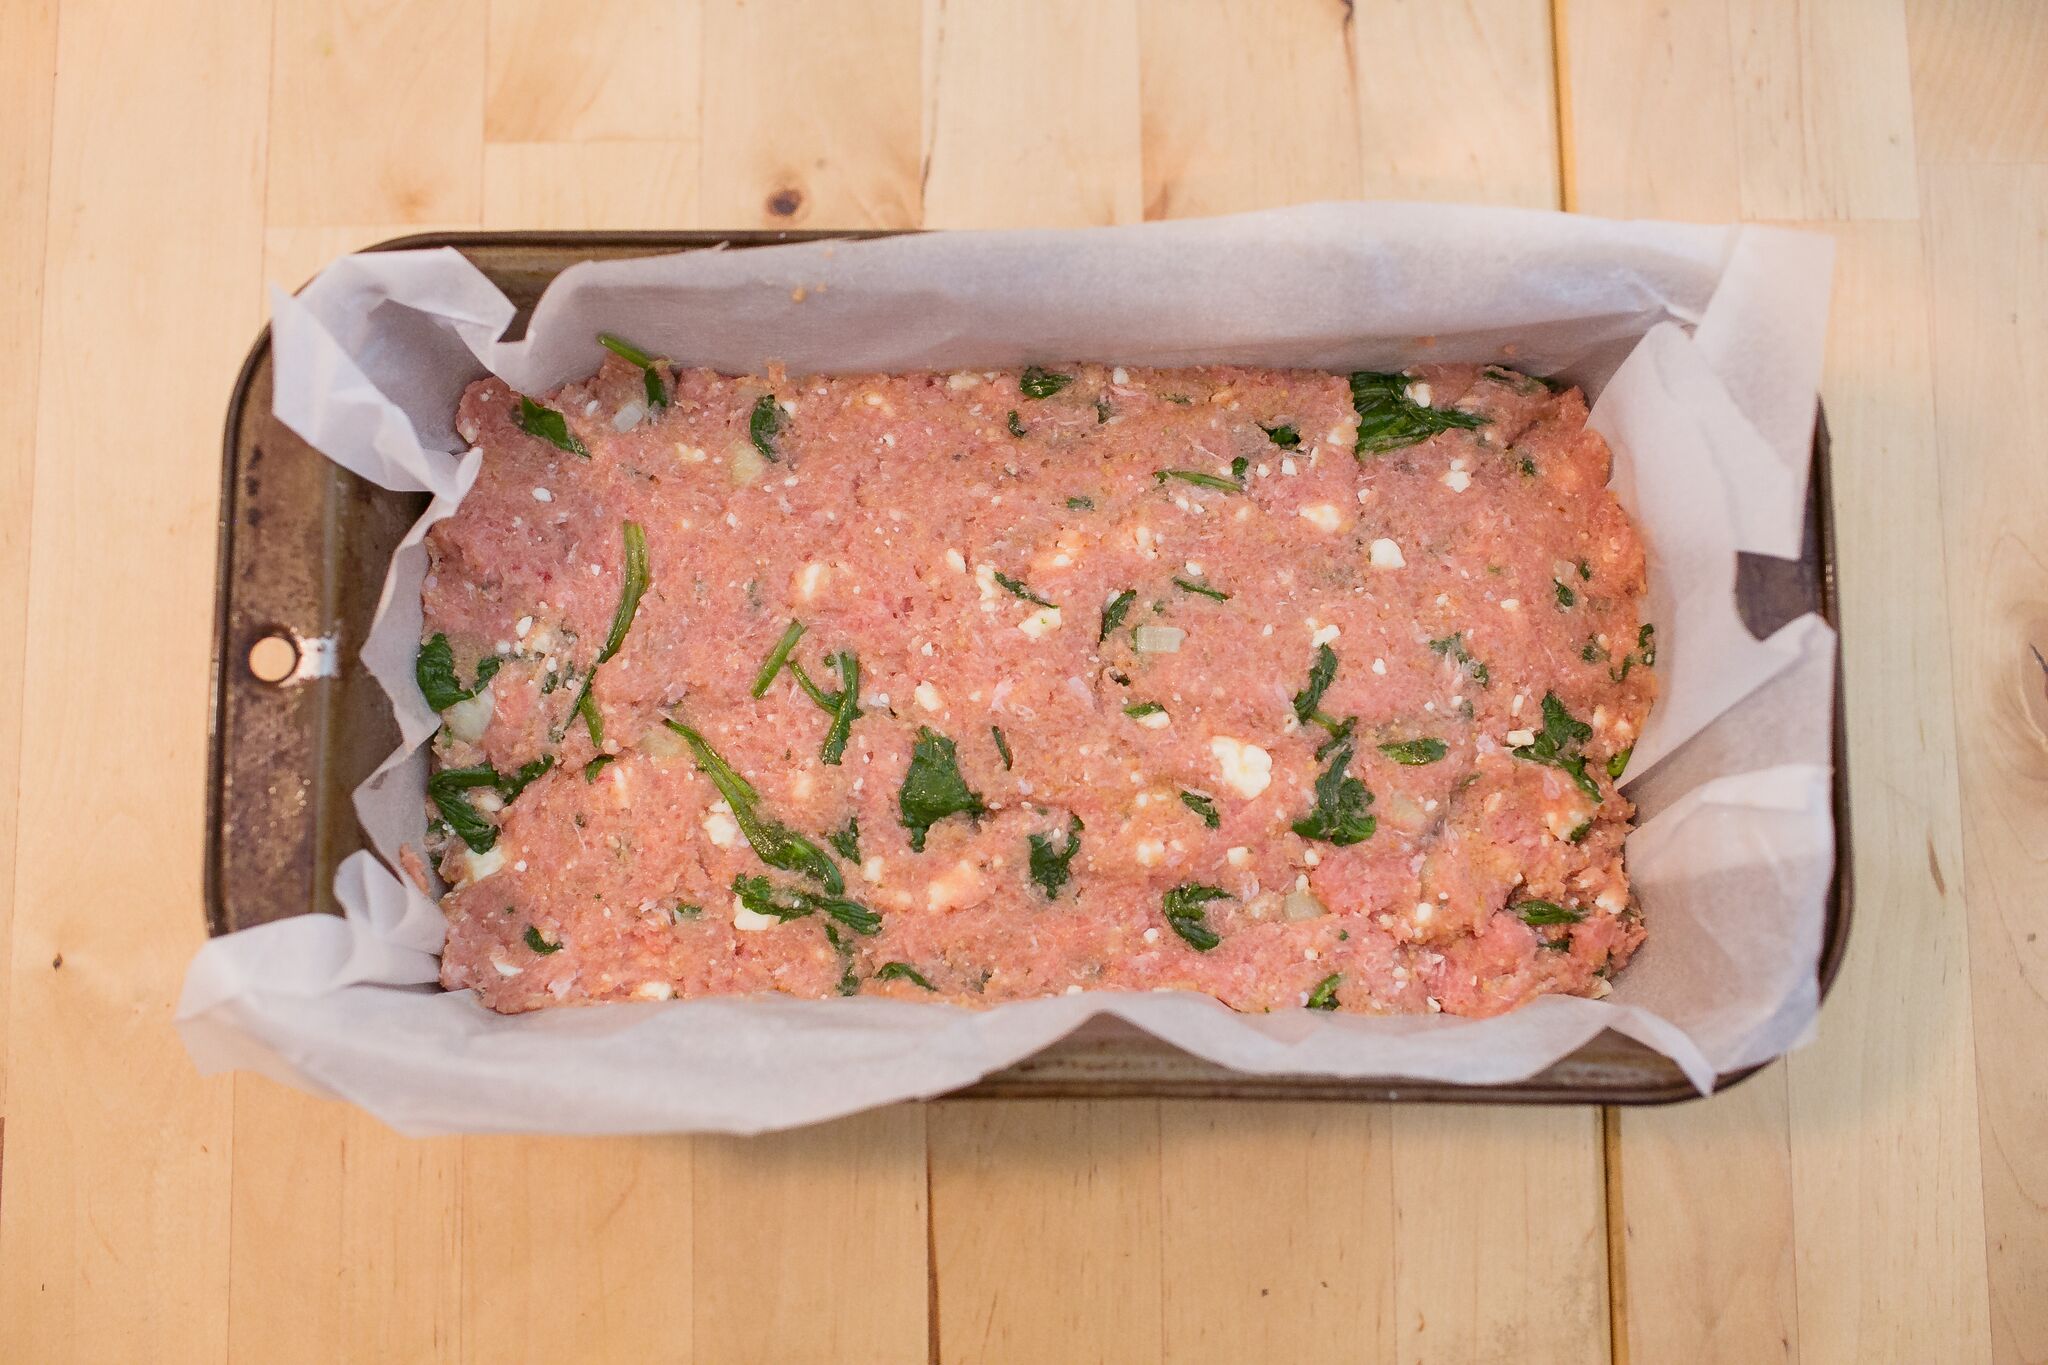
[1017,606,1062,639]
[793,561,829,600]
[1442,468,1472,492]
[1135,709,1171,730]
[915,681,945,712]
[733,898,778,932]
[632,980,674,1001]
[945,548,967,573]
[459,845,506,886]
[1210,736,1272,799]
[1311,623,1340,647]
[1369,538,1406,568]
[531,486,553,503]
[1505,728,1537,748]
[701,811,740,847]
[1299,503,1342,533]
[1500,598,1520,611]
[1226,846,1250,868]
[1371,657,1387,675]
[1406,381,1433,407]
[1134,839,1166,867]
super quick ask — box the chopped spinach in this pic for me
[597,522,649,664]
[1292,743,1376,846]
[524,925,562,954]
[1122,700,1165,719]
[751,619,808,696]
[666,719,845,892]
[416,634,501,712]
[515,395,588,457]
[993,570,1054,607]
[1555,579,1576,609]
[1007,410,1027,438]
[789,650,862,765]
[899,726,986,852]
[749,393,785,461]
[1305,973,1341,1010]
[1348,371,1486,455]
[1162,883,1231,951]
[1154,467,1244,493]
[1027,813,1084,900]
[583,754,614,781]
[827,816,862,863]
[1100,588,1137,643]
[876,961,936,990]
[1509,692,1601,800]
[826,923,860,996]
[1066,496,1095,511]
[1427,631,1491,687]
[1379,737,1447,765]
[1179,790,1220,828]
[1607,745,1634,780]
[991,725,1013,770]
[1020,366,1072,399]
[1172,577,1230,602]
[1513,899,1586,926]
[1262,423,1301,448]
[597,332,667,409]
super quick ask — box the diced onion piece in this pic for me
[612,401,645,432]
[1133,625,1184,653]
[1282,889,1326,921]
[444,683,495,743]
[728,438,768,487]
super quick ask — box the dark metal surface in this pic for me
[207,229,1850,1105]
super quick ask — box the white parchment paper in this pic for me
[177,203,1837,1134]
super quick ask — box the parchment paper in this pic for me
[177,203,1837,1134]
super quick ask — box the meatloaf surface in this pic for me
[420,354,1655,1016]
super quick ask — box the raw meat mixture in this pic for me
[420,353,1655,1016]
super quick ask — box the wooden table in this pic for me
[1,1,2040,1360]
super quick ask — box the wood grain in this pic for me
[1354,0,1561,208]
[1136,0,1360,220]
[691,1109,931,1364]
[484,143,702,228]
[228,1082,463,1364]
[1563,0,1740,218]
[486,0,703,143]
[929,1101,1163,1364]
[268,0,487,226]
[922,0,1142,228]
[1924,163,2048,1365]
[699,0,923,229]
[0,1,272,1359]
[1157,1102,1396,1359]
[0,0,58,1119]
[1906,0,2048,164]
[461,1134,695,1362]
[1390,1107,1612,1362]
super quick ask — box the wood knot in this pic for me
[766,186,804,218]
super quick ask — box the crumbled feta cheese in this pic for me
[632,980,674,1001]
[862,857,886,884]
[1406,381,1433,407]
[1135,709,1170,730]
[1112,366,1130,385]
[793,561,829,600]
[702,811,740,847]
[1300,503,1342,533]
[1505,728,1537,748]
[1143,926,1160,944]
[1311,623,1340,647]
[1017,606,1062,639]
[1413,901,1434,923]
[1369,538,1406,569]
[1442,468,1472,492]
[492,957,522,978]
[1210,736,1273,799]
[915,681,945,712]
[459,845,506,886]
[1134,839,1166,867]
[1500,598,1520,611]
[733,899,778,932]
[1371,657,1387,675]
[947,372,981,391]
[1226,846,1250,868]
[531,486,553,503]
[945,547,967,573]
[1280,456,1298,476]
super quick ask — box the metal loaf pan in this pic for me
[206,230,1851,1105]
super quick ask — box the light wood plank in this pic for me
[1136,0,1359,219]
[691,1109,930,1364]
[1619,1068,1800,1363]
[1906,0,2048,164]
[1924,163,2048,1365]
[929,1101,1163,1364]
[698,0,923,229]
[1354,0,1560,208]
[227,1081,463,1364]
[1389,1107,1611,1362]
[1727,0,1920,219]
[268,0,487,226]
[1563,0,1741,218]
[486,0,703,143]
[461,1135,695,1363]
[921,0,1142,228]
[1157,1102,1395,1359]
[0,0,59,1120]
[1779,217,1991,1365]
[484,142,701,228]
[0,0,273,1357]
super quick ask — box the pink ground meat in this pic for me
[422,356,1655,1016]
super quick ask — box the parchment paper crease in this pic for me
[178,203,1837,1134]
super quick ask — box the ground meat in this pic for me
[421,356,1655,1016]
